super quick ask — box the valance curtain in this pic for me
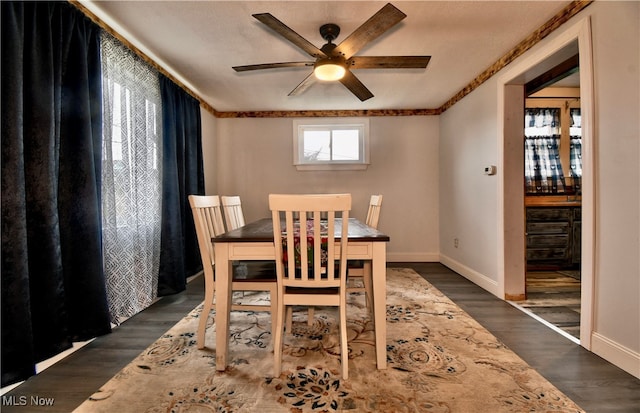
[157,75,204,295]
[1,1,111,387]
[524,108,566,194]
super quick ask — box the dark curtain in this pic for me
[1,1,111,387]
[157,75,204,295]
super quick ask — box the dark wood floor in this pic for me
[3,263,639,412]
[516,270,582,339]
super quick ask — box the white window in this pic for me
[293,118,370,171]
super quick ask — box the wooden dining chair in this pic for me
[269,193,352,379]
[189,195,277,349]
[221,195,245,231]
[221,194,277,296]
[365,194,383,229]
[347,195,383,309]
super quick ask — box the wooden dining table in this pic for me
[212,217,390,372]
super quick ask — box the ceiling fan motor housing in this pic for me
[319,23,340,43]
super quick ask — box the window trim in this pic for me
[293,118,370,171]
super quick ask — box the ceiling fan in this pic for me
[232,3,431,102]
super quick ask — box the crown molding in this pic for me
[71,0,592,119]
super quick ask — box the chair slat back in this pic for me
[189,195,226,267]
[365,194,383,229]
[221,195,245,230]
[269,194,351,289]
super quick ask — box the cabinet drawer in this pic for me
[527,234,569,247]
[526,207,571,221]
[526,222,570,234]
[526,247,570,261]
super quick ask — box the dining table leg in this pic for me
[372,241,387,369]
[213,242,233,371]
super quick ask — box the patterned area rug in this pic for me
[73,268,584,412]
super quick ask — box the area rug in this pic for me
[73,268,584,412]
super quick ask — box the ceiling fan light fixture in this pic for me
[237,4,427,101]
[314,59,346,81]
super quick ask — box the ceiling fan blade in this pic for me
[233,62,314,72]
[339,70,374,101]
[252,13,325,58]
[334,3,406,59]
[288,72,316,96]
[348,56,431,69]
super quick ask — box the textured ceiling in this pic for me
[81,1,575,112]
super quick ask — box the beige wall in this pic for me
[588,1,639,372]
[439,1,639,377]
[206,116,440,261]
[201,108,218,196]
[440,79,500,283]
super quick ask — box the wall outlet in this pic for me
[454,238,459,248]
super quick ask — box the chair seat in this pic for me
[285,264,342,278]
[284,286,340,295]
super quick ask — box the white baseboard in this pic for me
[591,332,640,379]
[439,255,639,379]
[391,254,640,380]
[439,254,501,298]
[387,252,439,262]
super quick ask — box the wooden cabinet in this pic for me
[526,206,581,269]
[572,207,581,265]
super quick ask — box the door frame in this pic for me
[497,16,595,349]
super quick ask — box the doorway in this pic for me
[499,17,595,349]
[517,64,582,342]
